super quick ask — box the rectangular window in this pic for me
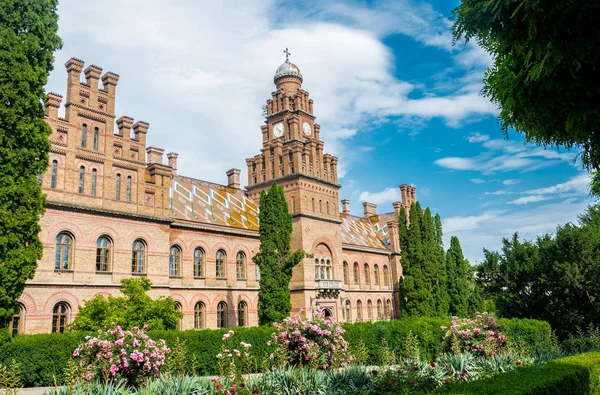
[51,161,57,188]
[115,174,121,200]
[78,167,85,194]
[81,124,87,148]
[91,169,97,196]
[93,127,99,151]
[126,176,132,202]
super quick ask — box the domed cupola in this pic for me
[274,59,303,84]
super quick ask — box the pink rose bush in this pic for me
[216,330,254,383]
[268,309,353,370]
[441,312,506,355]
[72,324,170,385]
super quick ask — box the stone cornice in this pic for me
[24,281,260,292]
[112,161,139,171]
[290,287,393,294]
[342,243,390,256]
[46,201,173,224]
[171,219,260,239]
[292,212,342,225]
[50,146,67,155]
[75,153,105,164]
[246,172,341,190]
[67,102,115,119]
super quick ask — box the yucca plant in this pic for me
[44,380,131,395]
[254,367,329,395]
[438,352,480,381]
[328,366,373,394]
[134,375,211,395]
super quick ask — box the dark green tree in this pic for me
[446,236,469,317]
[433,214,450,316]
[452,0,600,190]
[69,278,182,331]
[253,183,306,326]
[0,0,62,328]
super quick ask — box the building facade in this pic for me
[10,56,416,335]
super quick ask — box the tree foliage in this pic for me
[0,0,62,328]
[69,278,182,331]
[253,183,306,326]
[452,0,600,176]
[446,236,470,317]
[477,204,600,337]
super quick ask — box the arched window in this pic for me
[52,302,70,333]
[93,127,99,151]
[126,176,132,202]
[326,259,331,279]
[174,302,182,330]
[194,302,205,329]
[96,236,112,272]
[51,160,58,188]
[115,173,121,200]
[55,232,73,270]
[217,301,227,328]
[91,169,97,196]
[194,248,205,278]
[81,124,87,147]
[345,300,351,322]
[132,239,146,274]
[319,200,323,213]
[343,262,349,285]
[377,299,383,320]
[78,166,85,194]
[383,266,390,287]
[10,304,25,336]
[238,301,247,327]
[386,299,392,320]
[169,245,181,277]
[353,262,359,284]
[216,250,226,278]
[364,264,370,285]
[374,264,380,286]
[326,201,330,214]
[312,198,315,212]
[367,300,373,321]
[236,252,246,279]
[356,300,363,322]
[256,264,261,281]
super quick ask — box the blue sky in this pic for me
[45,0,594,263]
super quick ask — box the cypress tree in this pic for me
[0,0,62,328]
[446,236,469,317]
[433,214,450,316]
[420,208,438,314]
[253,183,306,325]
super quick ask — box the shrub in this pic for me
[498,318,553,356]
[441,313,506,355]
[71,325,170,385]
[434,350,600,394]
[269,310,351,370]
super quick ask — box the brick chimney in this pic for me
[363,202,377,218]
[167,152,179,175]
[341,199,350,214]
[227,168,241,189]
[146,146,164,165]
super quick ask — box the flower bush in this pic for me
[72,325,170,385]
[216,330,255,384]
[441,312,506,355]
[268,309,353,370]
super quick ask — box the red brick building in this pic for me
[11,56,416,334]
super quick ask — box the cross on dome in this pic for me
[283,47,291,61]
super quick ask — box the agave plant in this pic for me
[44,380,132,395]
[134,375,211,395]
[438,352,481,381]
[328,366,373,394]
[254,367,330,395]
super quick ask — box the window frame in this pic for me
[217,301,227,328]
[194,302,205,329]
[95,236,112,273]
[55,232,73,270]
[52,302,70,333]
[236,251,246,280]
[194,247,205,278]
[216,250,226,279]
[132,239,146,274]
[169,245,182,277]
[51,160,58,188]
[238,301,247,327]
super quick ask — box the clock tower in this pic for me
[246,50,343,317]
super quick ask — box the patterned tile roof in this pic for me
[169,174,393,252]
[169,175,259,230]
[340,213,393,250]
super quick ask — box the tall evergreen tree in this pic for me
[420,208,438,313]
[433,214,450,316]
[0,0,62,328]
[253,183,306,325]
[446,236,469,317]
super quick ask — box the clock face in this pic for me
[303,122,312,136]
[273,122,284,138]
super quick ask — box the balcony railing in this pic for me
[315,279,342,298]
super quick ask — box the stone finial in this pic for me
[363,202,377,218]
[146,146,165,165]
[84,64,103,87]
[65,57,84,73]
[227,168,241,189]
[116,116,134,138]
[101,72,120,87]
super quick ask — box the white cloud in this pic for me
[484,189,511,195]
[443,211,504,233]
[524,174,591,195]
[508,195,552,205]
[358,188,402,206]
[503,179,519,186]
[434,157,478,170]
[46,0,498,184]
[470,178,486,184]
[467,132,490,143]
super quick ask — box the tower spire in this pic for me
[283,47,291,62]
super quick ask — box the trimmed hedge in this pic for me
[0,317,552,387]
[435,350,600,394]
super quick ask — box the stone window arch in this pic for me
[217,301,227,328]
[345,299,352,322]
[174,302,182,330]
[132,239,146,274]
[115,173,121,200]
[314,243,333,281]
[356,300,363,322]
[353,262,360,284]
[10,303,25,336]
[78,166,85,194]
[343,262,349,285]
[367,300,373,321]
[364,264,370,285]
[91,169,97,196]
[377,299,383,320]
[51,160,58,188]
[81,124,87,148]
[236,251,246,280]
[386,299,392,320]
[238,301,247,327]
[96,235,112,272]
[374,264,380,286]
[383,265,390,287]
[216,249,227,278]
[93,127,99,151]
[126,176,132,202]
